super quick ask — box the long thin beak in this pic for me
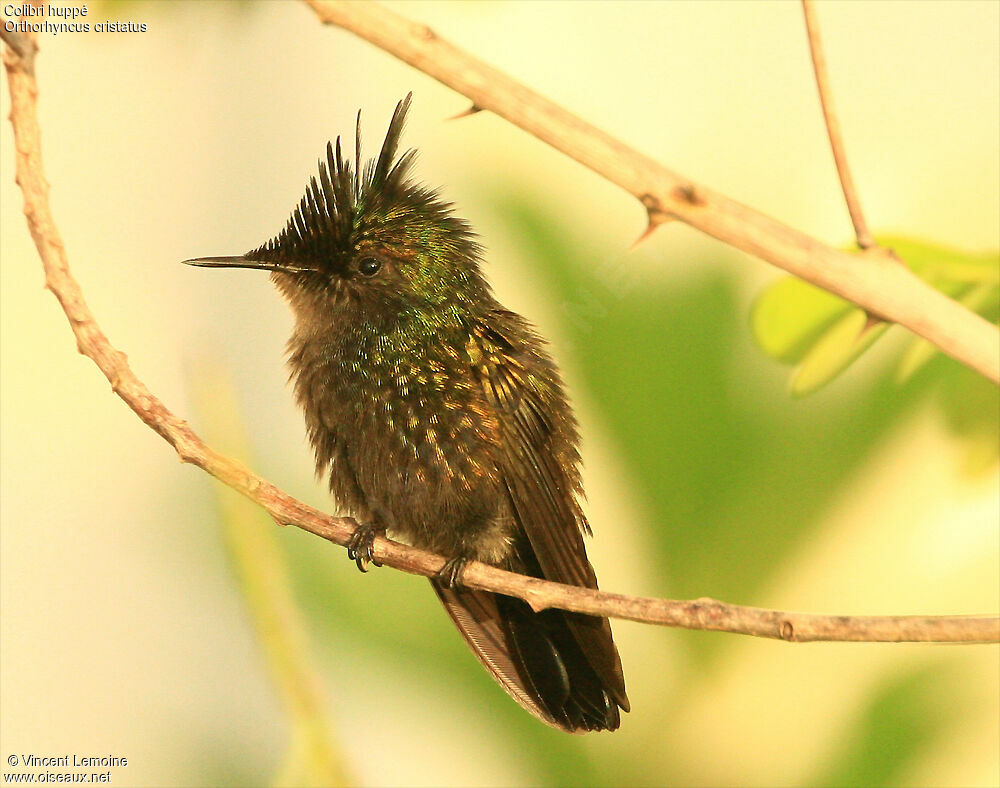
[182,256,311,274]
[182,256,280,271]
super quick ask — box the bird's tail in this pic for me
[431,581,628,732]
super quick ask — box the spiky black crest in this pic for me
[249,93,423,266]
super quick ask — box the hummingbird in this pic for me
[185,94,629,732]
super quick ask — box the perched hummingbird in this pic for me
[185,95,629,732]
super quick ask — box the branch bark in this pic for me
[801,0,874,250]
[3,23,998,646]
[303,0,999,385]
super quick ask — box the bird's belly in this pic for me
[317,381,512,562]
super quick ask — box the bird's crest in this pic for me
[250,93,417,265]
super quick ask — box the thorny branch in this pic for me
[3,25,999,646]
[801,0,874,250]
[304,0,1000,385]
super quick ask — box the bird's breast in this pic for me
[293,328,502,495]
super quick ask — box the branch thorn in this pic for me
[447,103,482,121]
[630,215,669,250]
[862,312,885,332]
[631,193,671,249]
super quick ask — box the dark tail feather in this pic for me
[432,581,623,732]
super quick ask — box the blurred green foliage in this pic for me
[494,199,992,610]
[812,662,961,787]
[751,237,999,470]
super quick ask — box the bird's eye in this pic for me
[357,256,382,277]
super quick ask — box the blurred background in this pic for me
[1,1,997,786]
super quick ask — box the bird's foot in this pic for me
[435,556,469,589]
[347,521,385,572]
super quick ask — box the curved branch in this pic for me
[3,25,998,646]
[303,0,999,385]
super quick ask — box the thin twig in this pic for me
[3,25,998,646]
[801,0,874,250]
[303,0,999,385]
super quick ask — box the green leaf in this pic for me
[752,236,998,395]
[750,276,853,363]
[879,235,1000,285]
[791,311,889,396]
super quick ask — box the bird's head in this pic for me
[185,94,489,323]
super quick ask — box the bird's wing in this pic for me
[469,310,628,709]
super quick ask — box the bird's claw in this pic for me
[436,556,469,589]
[347,522,385,572]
